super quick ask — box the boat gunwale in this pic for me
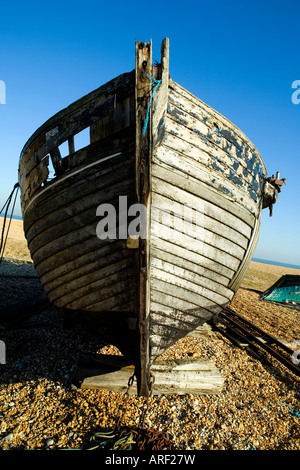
[18,71,135,166]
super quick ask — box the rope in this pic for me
[0,183,19,267]
[142,73,162,136]
[279,403,300,418]
[63,370,174,451]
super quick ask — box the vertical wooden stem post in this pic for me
[135,40,152,396]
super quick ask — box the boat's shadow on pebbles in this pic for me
[0,259,122,388]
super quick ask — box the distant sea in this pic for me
[0,214,22,221]
[252,258,300,271]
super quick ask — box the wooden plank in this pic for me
[229,216,261,292]
[20,90,135,214]
[43,245,131,293]
[90,95,132,142]
[150,246,230,287]
[151,237,234,281]
[151,178,251,239]
[26,178,135,248]
[79,355,223,395]
[22,138,133,219]
[151,269,228,308]
[24,151,133,233]
[157,137,259,213]
[150,220,241,271]
[59,278,135,310]
[150,257,233,301]
[29,219,115,267]
[29,209,131,267]
[151,192,249,250]
[84,291,136,313]
[151,217,245,264]
[150,278,225,315]
[47,257,134,303]
[28,186,135,264]
[148,295,221,360]
[165,112,262,199]
[21,156,49,205]
[151,289,199,312]
[68,136,75,154]
[151,159,256,227]
[52,268,134,308]
[165,110,258,190]
[25,159,134,242]
[169,80,266,177]
[150,308,202,331]
[150,315,201,342]
[150,299,220,324]
[167,93,264,188]
[18,132,47,184]
[66,128,133,173]
[151,190,247,258]
[40,239,126,283]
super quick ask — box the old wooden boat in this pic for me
[18,39,283,395]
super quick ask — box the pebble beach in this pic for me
[0,217,299,452]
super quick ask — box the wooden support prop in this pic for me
[77,353,224,396]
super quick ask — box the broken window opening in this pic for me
[74,127,90,151]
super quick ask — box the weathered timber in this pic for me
[18,38,283,396]
[78,354,223,395]
[19,72,134,176]
[135,40,152,396]
[168,80,266,178]
[167,92,264,189]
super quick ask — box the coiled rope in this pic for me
[63,372,174,451]
[279,402,300,418]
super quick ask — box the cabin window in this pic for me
[58,140,69,158]
[45,126,91,182]
[74,127,90,151]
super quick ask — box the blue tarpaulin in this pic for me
[262,275,300,306]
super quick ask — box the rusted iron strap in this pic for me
[220,310,300,377]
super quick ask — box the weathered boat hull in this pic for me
[18,39,278,395]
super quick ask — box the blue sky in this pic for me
[0,0,299,265]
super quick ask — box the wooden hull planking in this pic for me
[18,39,276,395]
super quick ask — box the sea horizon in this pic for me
[251,258,300,271]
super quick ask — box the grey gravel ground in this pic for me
[0,259,299,451]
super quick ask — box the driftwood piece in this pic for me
[77,353,224,395]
